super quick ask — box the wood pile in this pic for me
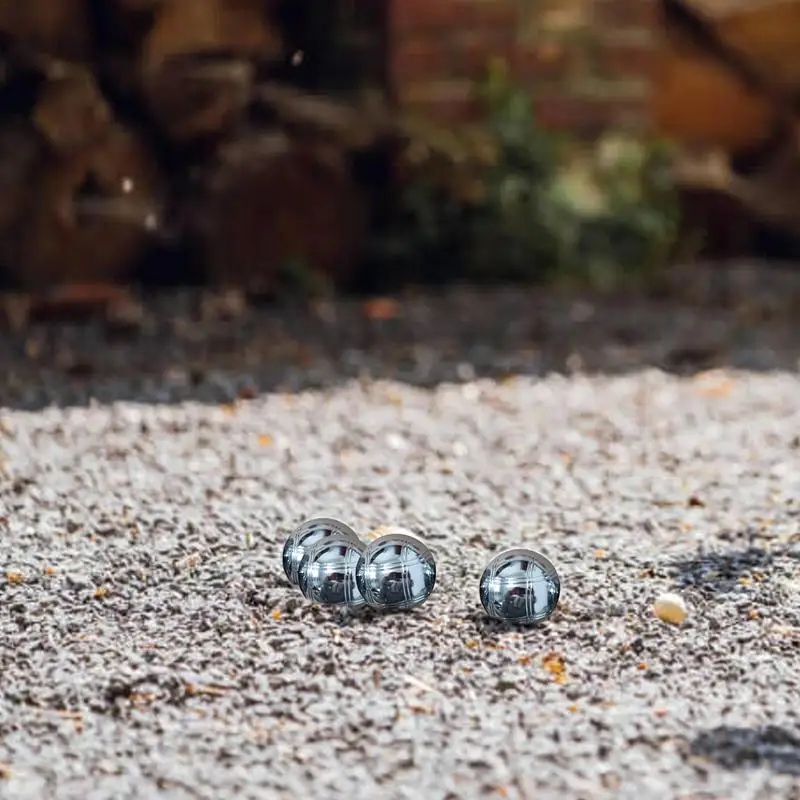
[0,0,390,294]
[653,0,800,249]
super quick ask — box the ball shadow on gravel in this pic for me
[691,726,800,776]
[464,610,552,635]
[666,545,778,595]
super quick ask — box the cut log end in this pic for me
[189,132,367,293]
[141,56,255,142]
[0,1,93,61]
[33,67,114,153]
[0,124,165,288]
[142,0,284,71]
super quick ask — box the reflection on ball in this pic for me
[298,535,365,606]
[479,548,560,624]
[356,530,436,611]
[282,517,361,586]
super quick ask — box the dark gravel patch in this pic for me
[1,265,800,799]
[1,260,800,411]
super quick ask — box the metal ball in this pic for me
[297,535,365,606]
[356,530,436,611]
[281,517,361,586]
[479,548,560,624]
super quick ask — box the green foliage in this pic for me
[279,256,334,297]
[372,58,682,290]
[544,132,682,289]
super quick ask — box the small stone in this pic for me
[281,517,361,586]
[653,592,689,625]
[479,548,560,624]
[297,535,365,606]
[356,528,436,611]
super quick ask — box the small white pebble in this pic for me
[385,432,407,451]
[653,592,689,625]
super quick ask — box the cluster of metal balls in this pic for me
[282,518,437,612]
[281,517,561,624]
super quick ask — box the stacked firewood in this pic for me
[0,0,389,293]
[653,0,800,251]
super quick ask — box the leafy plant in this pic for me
[547,133,682,288]
[370,58,682,290]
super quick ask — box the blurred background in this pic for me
[0,0,798,310]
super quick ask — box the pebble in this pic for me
[653,592,689,625]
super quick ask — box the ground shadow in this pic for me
[1,261,799,411]
[691,726,800,776]
[666,545,781,596]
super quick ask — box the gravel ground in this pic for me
[2,267,800,800]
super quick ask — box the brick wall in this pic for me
[388,0,658,134]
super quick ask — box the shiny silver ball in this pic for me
[356,529,436,611]
[282,517,361,586]
[479,548,560,624]
[297,535,365,606]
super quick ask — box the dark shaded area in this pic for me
[1,259,799,411]
[679,190,800,263]
[273,0,388,96]
[691,726,800,775]
[753,224,800,263]
[667,546,778,595]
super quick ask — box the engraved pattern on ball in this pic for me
[479,548,560,623]
[356,532,436,611]
[297,535,365,606]
[281,517,361,586]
